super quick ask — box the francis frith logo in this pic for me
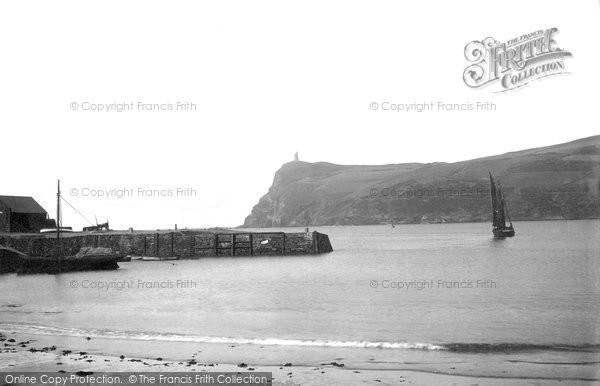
[463,28,572,92]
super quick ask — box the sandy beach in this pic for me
[2,330,598,386]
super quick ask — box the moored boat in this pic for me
[17,254,120,274]
[28,180,122,274]
[1,245,121,275]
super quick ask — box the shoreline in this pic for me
[241,218,600,229]
[2,330,599,385]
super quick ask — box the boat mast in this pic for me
[56,179,61,273]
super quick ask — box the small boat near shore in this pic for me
[1,245,121,274]
[141,256,180,261]
[17,254,120,274]
[40,226,73,234]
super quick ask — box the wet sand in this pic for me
[1,331,598,385]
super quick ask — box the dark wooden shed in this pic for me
[0,195,55,233]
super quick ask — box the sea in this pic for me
[1,220,599,379]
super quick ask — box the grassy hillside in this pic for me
[243,136,600,227]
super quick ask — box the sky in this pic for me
[0,0,598,230]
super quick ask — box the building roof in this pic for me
[0,196,47,214]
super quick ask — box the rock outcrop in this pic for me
[243,135,600,227]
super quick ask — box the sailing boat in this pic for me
[489,172,515,238]
[17,180,122,274]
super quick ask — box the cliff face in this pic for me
[243,136,600,227]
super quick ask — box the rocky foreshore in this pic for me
[2,331,587,386]
[0,331,413,385]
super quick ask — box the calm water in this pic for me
[1,220,599,351]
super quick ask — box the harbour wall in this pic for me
[0,231,333,259]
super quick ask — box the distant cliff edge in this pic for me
[243,136,600,227]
